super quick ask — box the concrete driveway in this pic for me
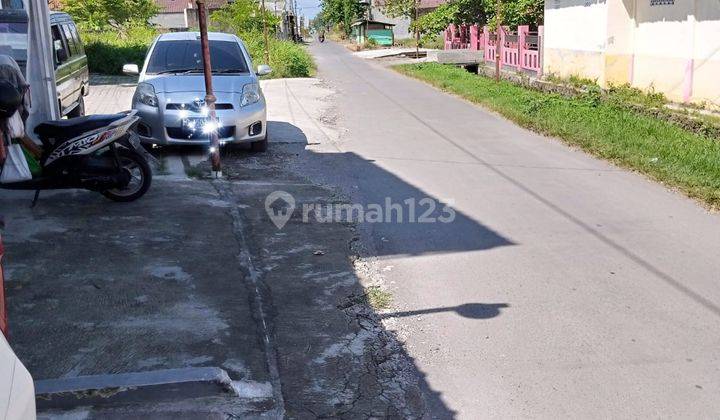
[302,41,720,418]
[1,74,426,417]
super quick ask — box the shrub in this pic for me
[78,25,313,78]
[63,0,159,31]
[79,25,157,75]
[242,33,315,78]
[208,1,314,78]
[394,34,444,49]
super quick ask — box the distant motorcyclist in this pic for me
[318,29,325,43]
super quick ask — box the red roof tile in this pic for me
[156,0,229,13]
[155,0,192,13]
[373,0,446,9]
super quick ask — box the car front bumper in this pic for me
[133,99,267,146]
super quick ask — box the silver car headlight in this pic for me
[240,83,260,107]
[134,83,158,107]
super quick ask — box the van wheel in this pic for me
[67,97,85,118]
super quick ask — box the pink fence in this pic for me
[443,24,543,77]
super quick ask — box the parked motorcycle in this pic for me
[1,111,154,203]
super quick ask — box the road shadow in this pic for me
[382,302,510,320]
[218,122,515,416]
[267,120,308,144]
[297,149,515,257]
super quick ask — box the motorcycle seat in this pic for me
[34,114,126,143]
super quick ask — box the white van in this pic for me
[0,6,89,118]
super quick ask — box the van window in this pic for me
[68,24,83,55]
[0,21,27,64]
[61,24,78,57]
[51,25,68,64]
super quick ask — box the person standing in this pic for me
[0,54,42,160]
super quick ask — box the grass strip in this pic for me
[394,63,720,209]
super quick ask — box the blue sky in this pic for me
[296,0,322,21]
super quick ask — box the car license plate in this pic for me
[181,117,211,133]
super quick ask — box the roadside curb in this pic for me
[35,367,239,410]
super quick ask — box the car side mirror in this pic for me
[256,64,272,76]
[123,64,140,75]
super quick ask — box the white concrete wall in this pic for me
[691,0,720,104]
[370,6,412,40]
[543,0,720,106]
[543,0,609,83]
[151,12,187,29]
[544,0,608,53]
[630,0,720,104]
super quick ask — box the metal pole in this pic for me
[294,0,299,40]
[0,218,8,340]
[196,0,221,176]
[495,0,501,82]
[261,0,270,63]
[415,0,419,58]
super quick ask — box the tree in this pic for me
[61,0,159,30]
[382,0,416,21]
[210,0,280,36]
[496,0,543,26]
[412,2,457,36]
[319,0,364,36]
[413,0,542,38]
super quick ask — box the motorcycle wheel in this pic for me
[102,148,152,202]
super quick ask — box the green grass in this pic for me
[80,25,157,75]
[79,27,315,78]
[394,34,444,50]
[395,63,720,209]
[243,33,316,78]
[365,286,393,310]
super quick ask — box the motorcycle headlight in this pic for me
[134,83,158,107]
[240,83,260,107]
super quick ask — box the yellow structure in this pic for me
[544,0,720,106]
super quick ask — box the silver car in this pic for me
[123,32,271,151]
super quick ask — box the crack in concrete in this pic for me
[212,180,286,418]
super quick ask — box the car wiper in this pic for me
[154,68,203,75]
[213,69,247,74]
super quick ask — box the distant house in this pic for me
[370,0,447,41]
[151,0,230,30]
[151,0,191,29]
[544,0,720,106]
[351,19,395,45]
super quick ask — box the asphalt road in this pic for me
[305,41,720,418]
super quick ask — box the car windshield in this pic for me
[0,21,27,64]
[146,39,249,75]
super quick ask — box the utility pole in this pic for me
[261,0,270,63]
[414,0,419,58]
[196,0,221,177]
[495,0,502,82]
[294,0,300,40]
